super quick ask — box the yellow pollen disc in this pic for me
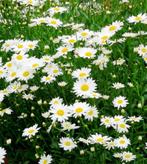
[81,32,88,37]
[141,48,147,53]
[119,123,126,128]
[114,118,120,122]
[43,160,48,164]
[53,69,59,73]
[53,100,59,104]
[75,107,83,113]
[64,141,71,146]
[57,109,64,116]
[7,63,12,67]
[16,55,23,60]
[50,20,57,25]
[11,72,16,77]
[61,47,68,53]
[69,39,75,43]
[87,110,93,116]
[85,52,92,57]
[45,76,51,81]
[117,99,123,104]
[79,72,86,77]
[5,43,10,47]
[105,119,110,123]
[96,137,104,143]
[101,36,108,41]
[28,44,34,48]
[28,129,34,134]
[54,7,60,11]
[32,63,39,68]
[81,84,89,91]
[119,140,125,145]
[39,19,45,23]
[109,25,117,31]
[0,70,3,75]
[28,0,33,4]
[124,154,131,159]
[23,71,30,77]
[17,44,23,48]
[134,16,142,21]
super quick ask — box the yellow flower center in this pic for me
[117,99,123,104]
[28,44,34,49]
[119,123,126,128]
[101,36,109,42]
[114,118,120,122]
[96,137,104,143]
[109,25,117,31]
[57,109,64,116]
[69,39,76,43]
[87,110,93,116]
[17,44,23,49]
[45,76,51,81]
[10,72,17,77]
[61,47,68,53]
[64,141,71,146]
[16,55,23,60]
[28,0,33,4]
[81,84,89,91]
[32,63,39,68]
[79,72,87,77]
[43,160,48,164]
[119,139,125,145]
[134,16,142,21]
[141,48,147,53]
[54,7,60,11]
[39,19,45,23]
[50,20,57,25]
[0,70,3,75]
[53,69,59,74]
[85,52,92,57]
[6,63,12,68]
[75,107,83,113]
[23,71,30,77]
[28,129,35,134]
[124,154,131,159]
[104,119,110,123]
[81,32,88,37]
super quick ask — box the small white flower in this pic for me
[113,96,128,109]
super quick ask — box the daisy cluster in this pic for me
[0,1,147,164]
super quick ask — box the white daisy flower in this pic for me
[61,121,80,131]
[114,135,130,149]
[112,82,125,89]
[127,13,147,24]
[71,102,89,118]
[59,137,77,151]
[50,104,71,122]
[115,122,130,133]
[84,106,98,121]
[75,47,97,59]
[88,133,110,145]
[100,116,112,127]
[112,96,128,109]
[72,67,91,79]
[73,78,97,98]
[121,151,136,162]
[22,124,40,138]
[0,147,6,164]
[38,154,53,164]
